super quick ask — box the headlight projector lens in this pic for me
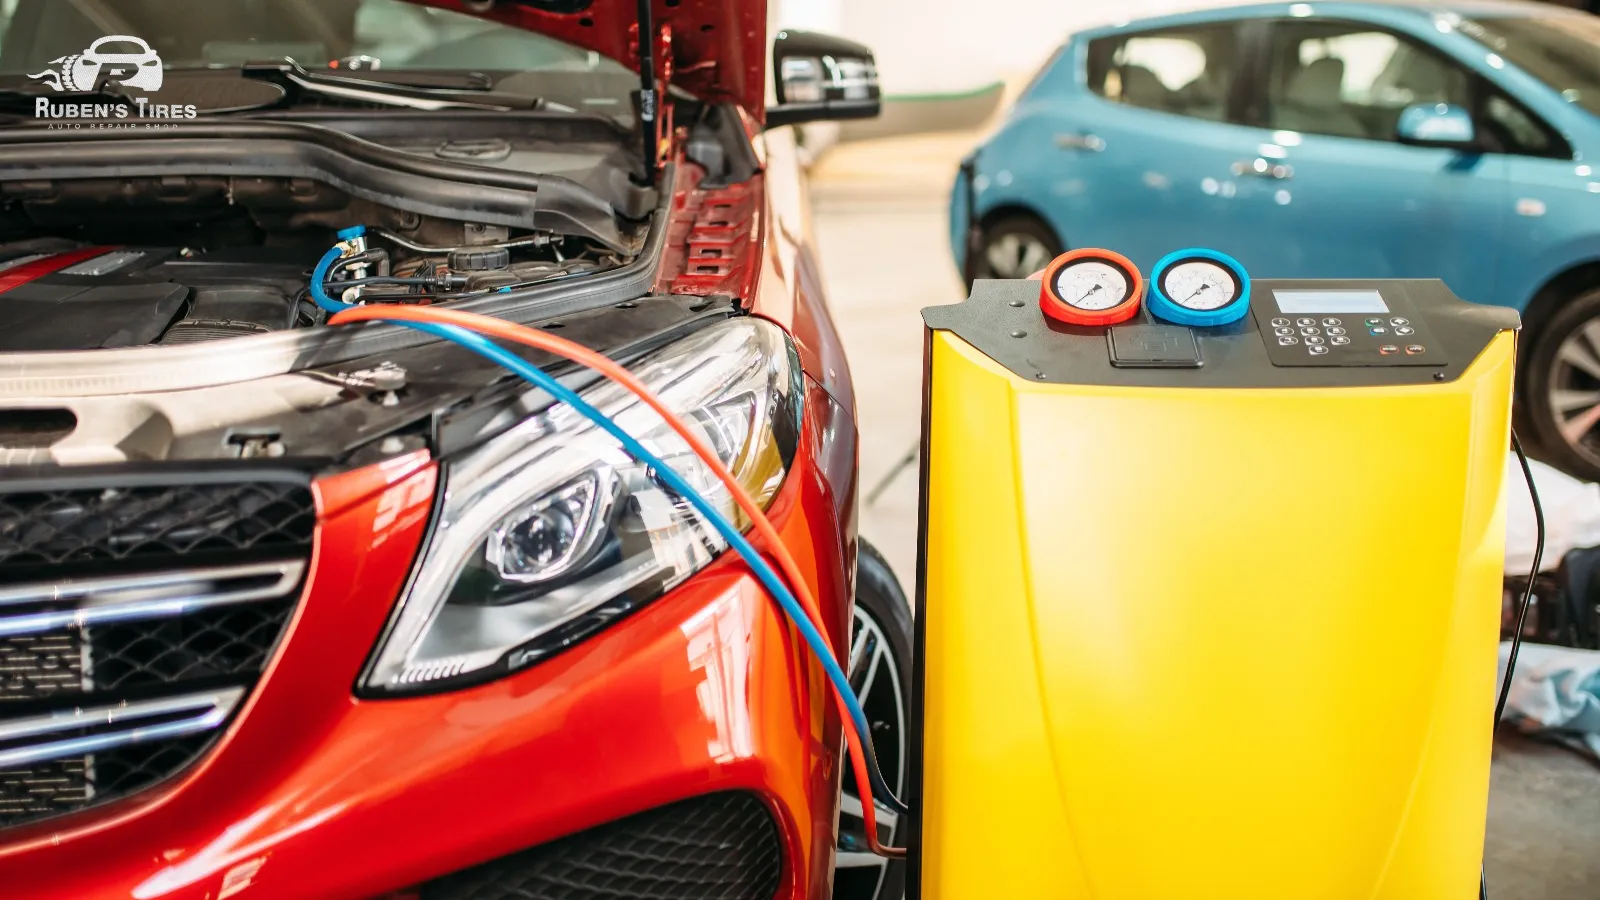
[1039,248,1144,326]
[1147,247,1251,327]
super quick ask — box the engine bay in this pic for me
[0,190,630,352]
[0,115,659,353]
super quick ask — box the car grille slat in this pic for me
[0,473,314,829]
[0,632,83,701]
[421,791,783,900]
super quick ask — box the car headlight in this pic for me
[362,317,803,693]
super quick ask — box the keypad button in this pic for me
[1300,326,1319,335]
[1394,326,1415,336]
[1305,335,1325,345]
[1275,326,1295,336]
[1370,326,1388,335]
[1366,317,1383,326]
[1405,344,1426,355]
[1297,318,1316,326]
[1278,336,1299,346]
[1390,317,1409,326]
[1271,318,1290,327]
[1330,336,1351,345]
[1379,344,1400,355]
[1322,318,1341,326]
[1309,345,1330,355]
[1326,326,1346,335]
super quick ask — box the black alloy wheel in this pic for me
[1525,285,1600,480]
[833,539,913,900]
[973,214,1062,282]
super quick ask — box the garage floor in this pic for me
[808,131,1600,899]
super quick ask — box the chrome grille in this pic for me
[0,471,313,829]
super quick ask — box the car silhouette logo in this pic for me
[28,36,164,93]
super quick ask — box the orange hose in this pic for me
[329,304,906,858]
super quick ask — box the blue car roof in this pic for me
[1074,0,1581,38]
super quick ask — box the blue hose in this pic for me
[314,235,908,815]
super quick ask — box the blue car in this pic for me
[951,0,1600,475]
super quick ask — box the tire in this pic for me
[834,538,913,900]
[971,214,1062,282]
[1524,285,1600,481]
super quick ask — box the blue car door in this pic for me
[988,20,1264,274]
[1222,19,1506,302]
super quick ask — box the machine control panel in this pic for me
[1252,289,1446,368]
[924,277,1518,389]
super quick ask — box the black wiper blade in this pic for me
[238,61,534,112]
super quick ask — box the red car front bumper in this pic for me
[0,381,858,900]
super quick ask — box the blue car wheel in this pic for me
[974,214,1060,282]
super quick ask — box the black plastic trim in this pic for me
[905,328,933,900]
[0,461,311,492]
[0,122,627,251]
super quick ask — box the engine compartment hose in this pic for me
[315,235,909,854]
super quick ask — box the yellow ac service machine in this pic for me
[910,248,1520,900]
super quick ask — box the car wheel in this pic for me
[974,214,1061,281]
[834,539,913,900]
[1525,285,1600,480]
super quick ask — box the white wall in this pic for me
[773,0,1244,96]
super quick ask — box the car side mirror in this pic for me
[766,30,881,129]
[1396,103,1478,150]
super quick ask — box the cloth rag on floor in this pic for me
[1504,454,1600,576]
[1497,642,1600,760]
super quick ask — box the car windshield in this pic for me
[0,0,634,114]
[1460,15,1600,117]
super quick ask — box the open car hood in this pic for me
[412,0,767,117]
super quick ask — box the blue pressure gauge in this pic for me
[1146,248,1251,327]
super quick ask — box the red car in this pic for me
[0,2,909,899]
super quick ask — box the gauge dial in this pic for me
[1161,260,1239,311]
[1054,261,1130,310]
[1039,249,1144,326]
[1146,248,1251,327]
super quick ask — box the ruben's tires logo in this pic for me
[30,36,165,93]
[27,35,194,126]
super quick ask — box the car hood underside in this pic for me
[409,0,767,116]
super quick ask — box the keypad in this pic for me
[1256,301,1435,366]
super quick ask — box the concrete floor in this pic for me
[807,131,1600,899]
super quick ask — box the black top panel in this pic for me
[922,278,1520,389]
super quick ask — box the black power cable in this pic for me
[1484,430,1546,900]
[1500,432,1545,725]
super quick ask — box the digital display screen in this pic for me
[1273,290,1389,314]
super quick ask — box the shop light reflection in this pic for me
[682,585,756,763]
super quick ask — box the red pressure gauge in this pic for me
[1038,248,1144,326]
